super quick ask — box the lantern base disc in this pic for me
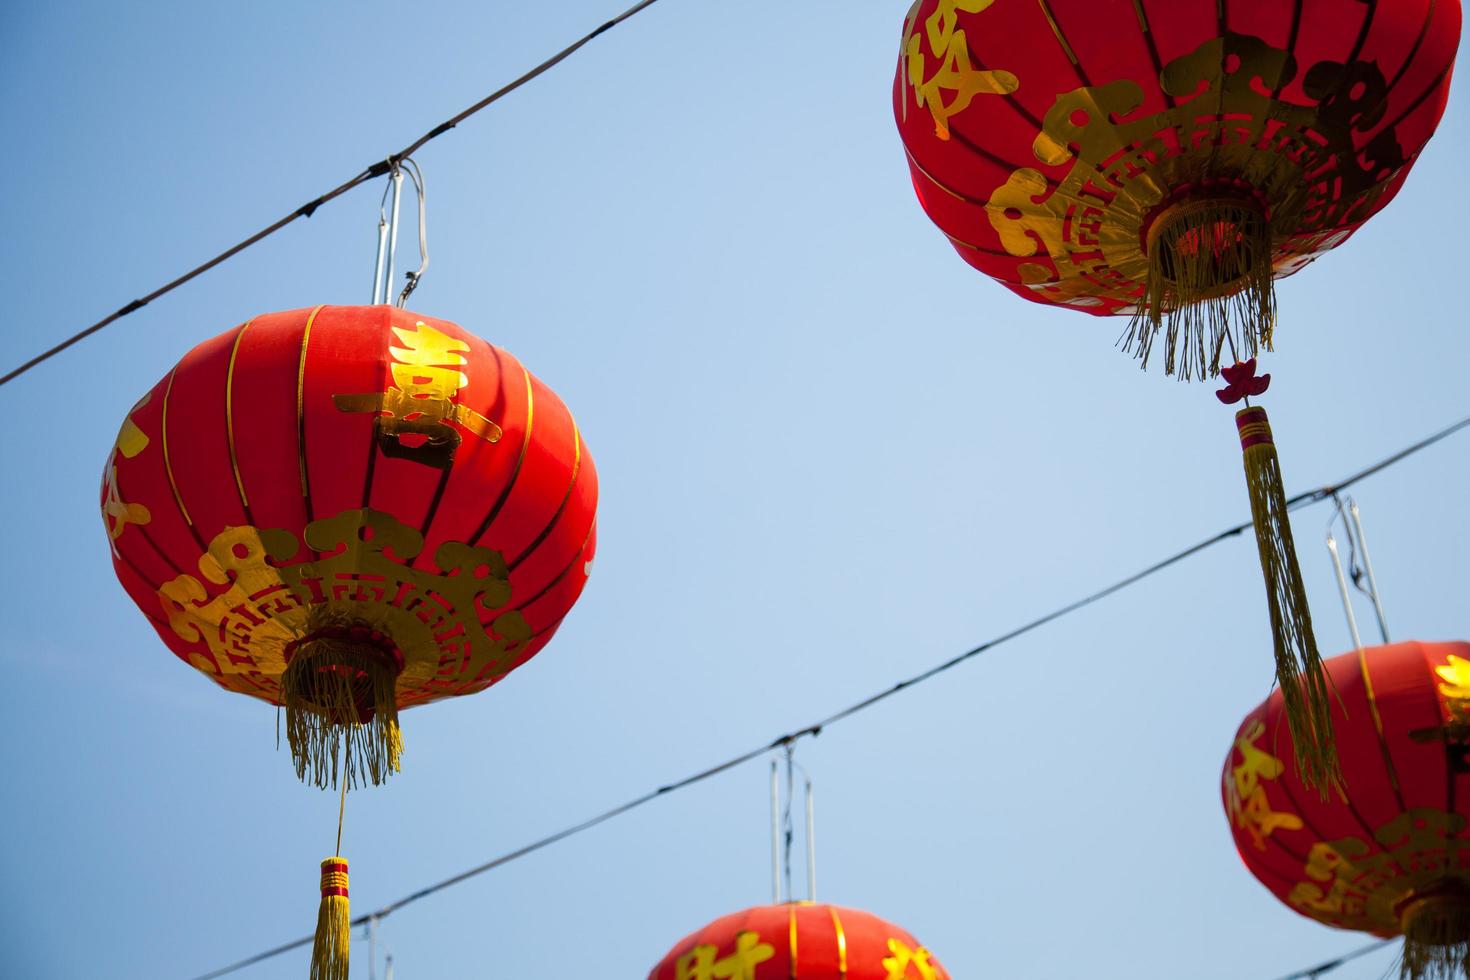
[1127,195,1275,381]
[1400,888,1470,980]
[280,630,403,789]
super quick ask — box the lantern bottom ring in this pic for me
[1127,192,1276,380]
[280,625,406,790]
[1397,883,1470,980]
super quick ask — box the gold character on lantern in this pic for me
[334,320,503,469]
[674,931,774,980]
[904,0,1019,140]
[1226,720,1305,850]
[883,937,940,980]
[101,392,153,546]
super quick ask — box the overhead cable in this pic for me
[0,0,665,388]
[183,411,1470,979]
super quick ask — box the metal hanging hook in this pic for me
[768,742,817,904]
[369,157,430,307]
[769,760,781,904]
[1324,494,1393,650]
[1348,499,1391,644]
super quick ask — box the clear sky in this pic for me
[1,2,1466,978]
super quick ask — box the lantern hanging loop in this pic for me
[1326,495,1393,646]
[1325,515,1365,653]
[369,157,429,307]
[768,758,781,904]
[393,157,428,309]
[768,742,817,904]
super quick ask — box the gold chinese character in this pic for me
[675,932,774,980]
[101,393,153,545]
[1227,720,1304,850]
[905,0,1019,139]
[334,321,503,470]
[883,938,939,980]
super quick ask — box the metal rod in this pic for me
[770,761,781,904]
[1348,500,1392,644]
[783,744,794,904]
[1326,531,1364,651]
[383,168,404,306]
[385,954,394,980]
[368,916,377,980]
[371,215,389,304]
[804,777,816,903]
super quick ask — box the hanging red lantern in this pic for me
[648,903,951,979]
[1224,640,1470,980]
[893,0,1461,790]
[101,303,597,788]
[103,303,597,979]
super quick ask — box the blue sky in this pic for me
[2,2,1467,978]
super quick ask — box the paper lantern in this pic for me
[101,304,597,788]
[895,0,1459,371]
[1225,641,1470,980]
[649,902,951,979]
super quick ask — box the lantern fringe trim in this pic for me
[1128,197,1276,381]
[311,857,351,980]
[281,637,402,790]
[1236,406,1340,795]
[1400,891,1470,980]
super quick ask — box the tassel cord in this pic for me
[336,754,348,858]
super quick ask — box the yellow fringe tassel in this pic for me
[1400,890,1470,980]
[281,638,402,790]
[311,857,351,980]
[1236,406,1339,795]
[1128,197,1276,380]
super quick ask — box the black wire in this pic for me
[1268,938,1394,980]
[0,0,666,389]
[180,411,1470,980]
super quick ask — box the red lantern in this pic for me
[101,305,597,788]
[648,903,951,980]
[894,0,1459,360]
[893,0,1461,790]
[1224,640,1470,980]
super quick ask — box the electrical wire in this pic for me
[1268,938,1394,980]
[181,410,1470,979]
[0,0,665,389]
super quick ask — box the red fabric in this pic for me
[101,305,597,710]
[646,903,950,980]
[894,0,1461,318]
[1223,641,1470,938]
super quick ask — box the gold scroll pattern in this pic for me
[334,320,503,470]
[983,33,1406,309]
[156,507,532,708]
[1227,719,1305,851]
[1288,809,1470,934]
[101,392,154,546]
[903,0,1019,139]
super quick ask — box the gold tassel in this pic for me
[1236,406,1339,795]
[1128,196,1276,380]
[1400,888,1470,980]
[280,631,402,790]
[311,857,351,980]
